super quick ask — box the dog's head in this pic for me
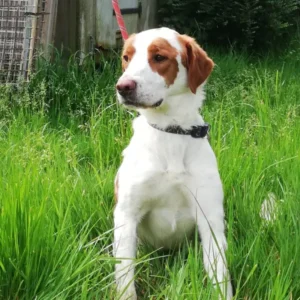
[116,27,214,110]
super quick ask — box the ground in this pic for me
[0,51,299,299]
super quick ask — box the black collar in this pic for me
[149,123,209,138]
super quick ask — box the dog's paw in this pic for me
[222,282,233,300]
[117,285,137,300]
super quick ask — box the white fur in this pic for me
[114,27,232,300]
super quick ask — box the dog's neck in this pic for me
[137,89,205,130]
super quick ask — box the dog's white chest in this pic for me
[139,135,189,196]
[118,118,216,248]
[137,177,195,249]
[160,147,187,180]
[135,147,195,248]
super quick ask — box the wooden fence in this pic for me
[0,0,157,82]
[54,0,157,58]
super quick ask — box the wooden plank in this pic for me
[119,0,138,9]
[138,0,157,31]
[121,14,139,35]
[95,0,115,48]
[54,0,78,59]
[96,0,140,49]
[28,0,38,75]
[118,0,139,35]
[79,0,96,61]
[22,0,33,78]
[40,0,58,57]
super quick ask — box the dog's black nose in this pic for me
[116,78,137,97]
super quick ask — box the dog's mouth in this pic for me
[123,98,163,109]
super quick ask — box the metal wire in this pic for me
[0,0,48,83]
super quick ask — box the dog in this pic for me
[113,27,232,300]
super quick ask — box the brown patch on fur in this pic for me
[147,38,179,86]
[178,35,214,94]
[122,34,136,72]
[114,173,119,202]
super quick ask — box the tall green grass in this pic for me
[0,50,299,299]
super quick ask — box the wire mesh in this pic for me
[0,0,48,83]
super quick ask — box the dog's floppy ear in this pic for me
[178,35,214,94]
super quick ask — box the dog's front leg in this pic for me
[193,186,233,299]
[113,203,138,300]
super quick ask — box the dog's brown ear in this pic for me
[178,35,214,94]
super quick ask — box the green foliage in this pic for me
[158,0,300,50]
[25,49,120,119]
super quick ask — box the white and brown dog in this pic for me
[113,27,232,299]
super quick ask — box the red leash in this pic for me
[112,0,129,41]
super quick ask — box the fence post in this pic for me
[41,0,58,58]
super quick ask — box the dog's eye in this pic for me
[153,54,167,62]
[123,55,129,62]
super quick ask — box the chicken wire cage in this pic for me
[0,0,51,83]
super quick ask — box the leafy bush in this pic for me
[158,0,300,50]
